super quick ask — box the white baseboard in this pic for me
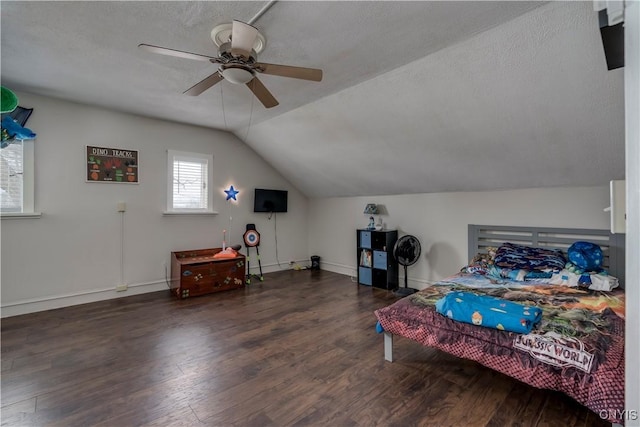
[318,261,434,290]
[317,261,357,278]
[0,279,168,318]
[246,261,303,275]
[0,262,299,317]
[0,264,434,317]
[404,276,436,291]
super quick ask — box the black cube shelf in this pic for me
[356,229,398,290]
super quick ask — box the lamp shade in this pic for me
[363,203,378,214]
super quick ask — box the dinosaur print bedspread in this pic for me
[374,273,625,424]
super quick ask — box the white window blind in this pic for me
[167,150,214,213]
[1,141,25,213]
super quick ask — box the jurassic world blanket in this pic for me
[374,273,625,424]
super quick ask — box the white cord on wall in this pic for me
[116,201,127,291]
[273,212,290,268]
[120,210,125,286]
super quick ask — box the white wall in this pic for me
[625,0,640,423]
[308,186,610,287]
[0,92,309,317]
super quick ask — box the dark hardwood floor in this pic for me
[1,270,610,426]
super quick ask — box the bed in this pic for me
[374,225,626,425]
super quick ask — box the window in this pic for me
[166,150,214,214]
[0,139,35,215]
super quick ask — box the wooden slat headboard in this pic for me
[468,224,626,287]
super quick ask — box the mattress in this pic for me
[374,272,625,424]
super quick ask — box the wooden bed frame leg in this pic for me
[384,332,393,362]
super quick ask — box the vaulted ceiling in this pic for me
[1,1,625,198]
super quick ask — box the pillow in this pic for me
[549,269,618,291]
[485,266,553,282]
[462,247,497,275]
[464,262,489,275]
[567,241,603,272]
[494,242,566,272]
[213,248,238,259]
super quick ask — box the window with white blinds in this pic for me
[0,140,35,214]
[167,150,214,212]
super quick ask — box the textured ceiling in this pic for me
[1,1,625,198]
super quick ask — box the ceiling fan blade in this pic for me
[231,20,258,59]
[255,63,323,82]
[184,72,224,96]
[246,77,279,108]
[138,44,217,62]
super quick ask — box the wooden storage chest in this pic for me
[170,248,245,299]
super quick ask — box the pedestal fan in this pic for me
[393,235,421,296]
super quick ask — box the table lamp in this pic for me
[364,204,378,230]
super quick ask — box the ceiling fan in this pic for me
[139,20,323,108]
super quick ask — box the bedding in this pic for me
[549,268,619,291]
[374,273,625,424]
[434,290,543,334]
[375,237,625,423]
[494,242,566,272]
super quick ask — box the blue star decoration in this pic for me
[224,185,239,201]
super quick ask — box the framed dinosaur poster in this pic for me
[86,145,138,183]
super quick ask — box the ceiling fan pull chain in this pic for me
[244,80,256,141]
[220,85,229,131]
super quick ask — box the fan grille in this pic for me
[393,235,421,266]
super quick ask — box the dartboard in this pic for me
[244,229,260,247]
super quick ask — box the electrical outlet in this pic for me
[116,284,128,292]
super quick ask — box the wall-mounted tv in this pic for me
[254,188,288,213]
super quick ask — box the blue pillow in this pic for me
[567,241,603,272]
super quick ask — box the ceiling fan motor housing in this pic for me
[216,42,257,63]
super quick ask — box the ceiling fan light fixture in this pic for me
[222,66,254,84]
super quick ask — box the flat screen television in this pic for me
[254,188,288,213]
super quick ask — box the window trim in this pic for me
[0,139,40,219]
[165,149,216,215]
[23,139,35,212]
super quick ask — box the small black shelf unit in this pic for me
[357,229,398,290]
